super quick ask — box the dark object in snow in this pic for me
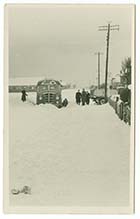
[57,104,63,109]
[62,98,68,107]
[90,88,106,105]
[11,189,20,195]
[11,186,31,195]
[92,95,106,105]
[21,185,31,194]
[21,89,28,102]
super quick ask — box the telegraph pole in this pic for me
[95,52,103,89]
[99,23,119,101]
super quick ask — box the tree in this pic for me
[120,57,131,85]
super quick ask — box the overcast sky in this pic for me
[8,4,134,86]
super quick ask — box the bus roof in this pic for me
[37,79,62,87]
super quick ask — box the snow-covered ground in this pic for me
[9,89,130,207]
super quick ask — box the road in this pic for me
[9,90,130,207]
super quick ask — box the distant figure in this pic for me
[115,96,119,113]
[75,90,82,105]
[21,90,28,102]
[62,98,68,107]
[86,91,90,105]
[81,89,87,106]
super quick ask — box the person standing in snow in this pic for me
[86,91,90,105]
[75,90,82,105]
[81,89,87,106]
[21,89,28,102]
[62,98,68,107]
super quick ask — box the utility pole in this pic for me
[95,52,103,89]
[99,23,119,101]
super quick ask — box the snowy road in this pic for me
[9,89,130,206]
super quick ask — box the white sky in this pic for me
[8,4,134,86]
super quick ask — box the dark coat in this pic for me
[75,92,81,103]
[86,92,90,104]
[21,90,28,102]
[62,98,68,107]
[81,90,87,105]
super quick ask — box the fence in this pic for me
[108,97,131,125]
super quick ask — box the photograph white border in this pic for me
[0,0,139,217]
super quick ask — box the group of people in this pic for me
[75,89,90,106]
[21,88,91,107]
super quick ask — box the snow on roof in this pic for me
[59,80,67,86]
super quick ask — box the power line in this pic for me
[99,23,119,101]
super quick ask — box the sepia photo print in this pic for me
[4,4,135,214]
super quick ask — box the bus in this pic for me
[36,79,62,107]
